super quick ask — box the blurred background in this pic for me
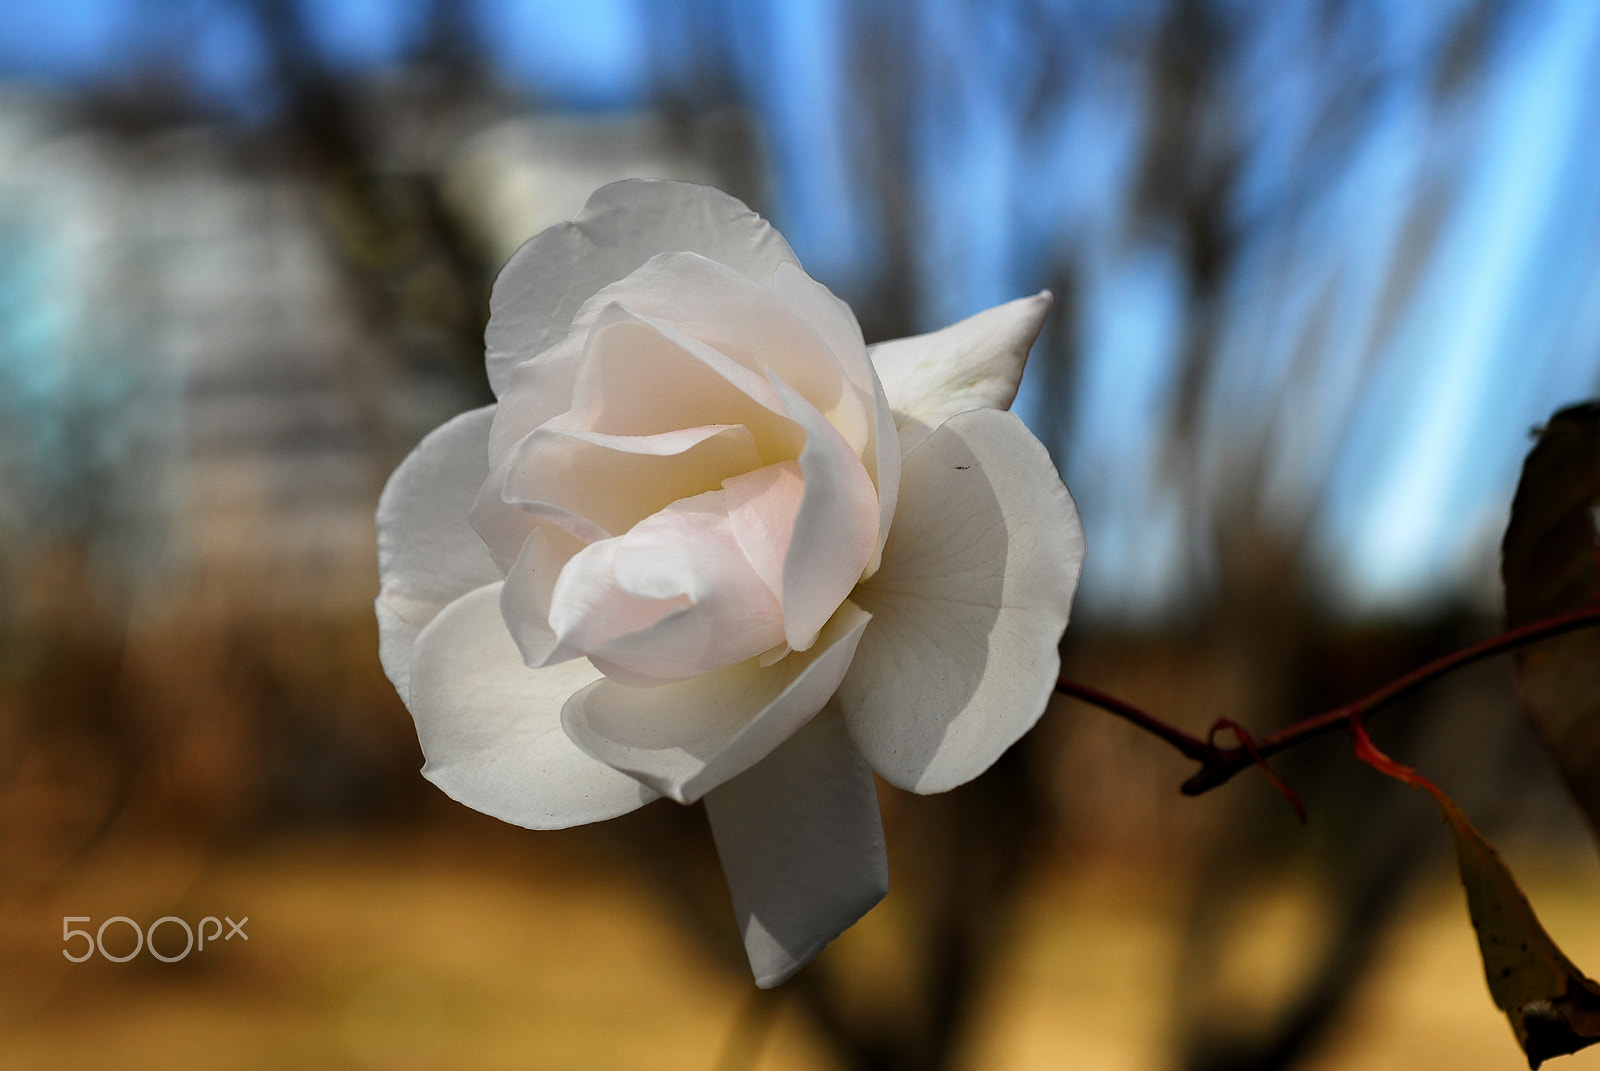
[2,0,1599,1068]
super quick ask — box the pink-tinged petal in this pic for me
[485,180,799,395]
[704,707,888,988]
[501,422,761,538]
[867,292,1052,453]
[836,409,1084,793]
[547,490,786,684]
[375,405,502,703]
[408,583,658,828]
[561,601,871,804]
[771,377,881,652]
[771,261,900,576]
[723,461,805,604]
[543,537,687,667]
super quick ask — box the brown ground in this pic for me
[3,816,1597,1071]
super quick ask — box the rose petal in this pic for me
[704,706,888,988]
[771,261,900,576]
[770,377,881,652]
[501,422,761,538]
[493,301,807,473]
[408,583,658,827]
[375,405,503,703]
[836,408,1085,793]
[566,302,804,455]
[543,535,687,669]
[486,330,587,464]
[486,180,800,395]
[470,449,606,575]
[499,519,590,667]
[561,601,872,804]
[867,292,1052,453]
[546,489,787,684]
[769,261,869,390]
[723,461,805,605]
[469,454,534,577]
[566,253,873,455]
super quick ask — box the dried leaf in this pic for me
[1438,791,1600,1067]
[1501,401,1600,838]
[1352,720,1600,1067]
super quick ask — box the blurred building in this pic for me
[0,86,729,627]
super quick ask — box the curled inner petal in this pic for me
[564,255,873,456]
[566,305,797,452]
[543,489,788,685]
[724,461,805,605]
[501,421,761,537]
[770,376,881,652]
[560,600,873,804]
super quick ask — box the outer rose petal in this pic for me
[836,408,1085,793]
[485,180,800,395]
[409,583,658,827]
[867,292,1052,453]
[560,601,872,804]
[375,405,503,703]
[486,329,587,463]
[704,707,888,988]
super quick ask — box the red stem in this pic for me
[1052,679,1221,763]
[1055,603,1600,798]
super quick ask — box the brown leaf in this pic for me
[1501,401,1600,838]
[1436,790,1600,1068]
[1351,720,1600,1067]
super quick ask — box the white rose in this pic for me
[376,180,1085,987]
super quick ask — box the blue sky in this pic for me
[3,0,1598,618]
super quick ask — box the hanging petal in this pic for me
[486,180,800,395]
[408,583,658,828]
[561,601,872,804]
[375,405,502,703]
[867,292,1052,453]
[704,707,888,988]
[836,408,1084,793]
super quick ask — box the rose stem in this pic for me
[1053,603,1600,799]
